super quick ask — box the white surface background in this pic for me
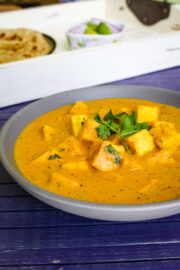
[0,0,180,107]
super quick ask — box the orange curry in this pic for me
[14,98,180,204]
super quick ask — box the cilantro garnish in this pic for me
[96,125,111,140]
[81,117,86,126]
[94,110,150,153]
[115,156,121,164]
[105,144,121,164]
[48,154,61,160]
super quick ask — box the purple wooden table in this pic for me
[0,66,180,270]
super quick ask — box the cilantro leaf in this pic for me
[120,112,136,130]
[96,125,111,140]
[94,115,120,137]
[48,154,61,160]
[131,111,137,124]
[94,113,102,122]
[115,156,121,164]
[104,110,127,121]
[135,122,150,131]
[81,117,86,126]
[120,129,137,140]
[105,144,116,154]
[110,120,120,132]
[113,112,127,120]
[103,110,114,121]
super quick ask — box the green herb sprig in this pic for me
[94,110,150,153]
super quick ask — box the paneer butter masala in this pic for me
[14,99,180,204]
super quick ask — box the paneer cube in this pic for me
[137,105,159,123]
[62,160,89,170]
[49,172,79,189]
[32,151,51,163]
[92,141,125,171]
[58,136,84,156]
[148,150,175,165]
[70,114,88,137]
[80,119,101,143]
[70,101,88,115]
[150,121,180,154]
[41,125,56,142]
[125,130,155,156]
[32,149,62,163]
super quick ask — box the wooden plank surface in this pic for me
[0,66,180,269]
[1,244,180,267]
[1,210,180,228]
[1,223,180,265]
[1,260,180,270]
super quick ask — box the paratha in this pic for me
[0,28,51,64]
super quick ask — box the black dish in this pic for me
[42,33,56,54]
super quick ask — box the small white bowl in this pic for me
[66,19,125,50]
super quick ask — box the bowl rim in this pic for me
[42,33,56,54]
[0,85,180,213]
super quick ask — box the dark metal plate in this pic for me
[126,0,170,25]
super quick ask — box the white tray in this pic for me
[0,0,180,108]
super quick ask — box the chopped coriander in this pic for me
[103,109,114,121]
[81,117,86,126]
[105,144,117,154]
[94,113,101,122]
[94,113,120,135]
[115,156,121,164]
[60,148,65,152]
[48,154,61,160]
[105,144,121,164]
[96,125,111,140]
[94,109,150,153]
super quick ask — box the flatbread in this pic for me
[0,28,51,64]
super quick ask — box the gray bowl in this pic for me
[0,85,180,221]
